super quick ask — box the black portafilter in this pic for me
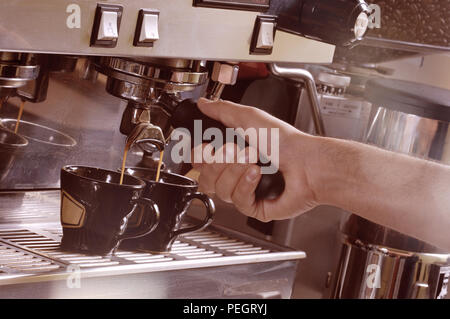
[169,99,285,201]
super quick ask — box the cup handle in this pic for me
[118,197,160,241]
[171,192,215,239]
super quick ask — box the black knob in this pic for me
[273,0,371,46]
[256,170,285,200]
[170,99,285,201]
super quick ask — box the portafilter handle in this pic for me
[170,99,285,201]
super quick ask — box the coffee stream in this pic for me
[14,100,25,134]
[119,144,130,185]
[155,150,164,182]
[119,142,164,185]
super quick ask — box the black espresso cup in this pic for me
[119,167,215,252]
[60,166,160,255]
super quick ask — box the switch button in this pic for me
[256,21,274,49]
[250,15,277,55]
[134,10,160,47]
[140,13,159,42]
[90,4,123,47]
[97,11,119,41]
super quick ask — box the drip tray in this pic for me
[0,222,305,298]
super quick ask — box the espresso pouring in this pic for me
[14,100,25,134]
[119,142,164,185]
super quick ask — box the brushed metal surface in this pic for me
[0,0,334,63]
[331,235,450,299]
[0,259,298,298]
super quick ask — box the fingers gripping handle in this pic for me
[170,99,285,201]
[256,171,285,200]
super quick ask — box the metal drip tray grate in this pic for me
[0,192,60,224]
[0,223,305,285]
[0,242,62,274]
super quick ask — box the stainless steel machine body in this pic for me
[0,0,335,63]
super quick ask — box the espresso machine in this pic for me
[0,0,377,298]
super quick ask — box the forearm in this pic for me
[307,135,450,251]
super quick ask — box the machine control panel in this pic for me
[134,9,160,47]
[0,1,336,64]
[90,4,123,47]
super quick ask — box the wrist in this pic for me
[287,132,326,206]
[301,134,356,208]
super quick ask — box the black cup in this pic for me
[60,165,160,255]
[0,126,28,183]
[119,167,215,252]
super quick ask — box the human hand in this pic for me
[190,98,450,252]
[191,98,321,222]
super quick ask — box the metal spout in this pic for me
[119,100,165,156]
[126,122,165,153]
